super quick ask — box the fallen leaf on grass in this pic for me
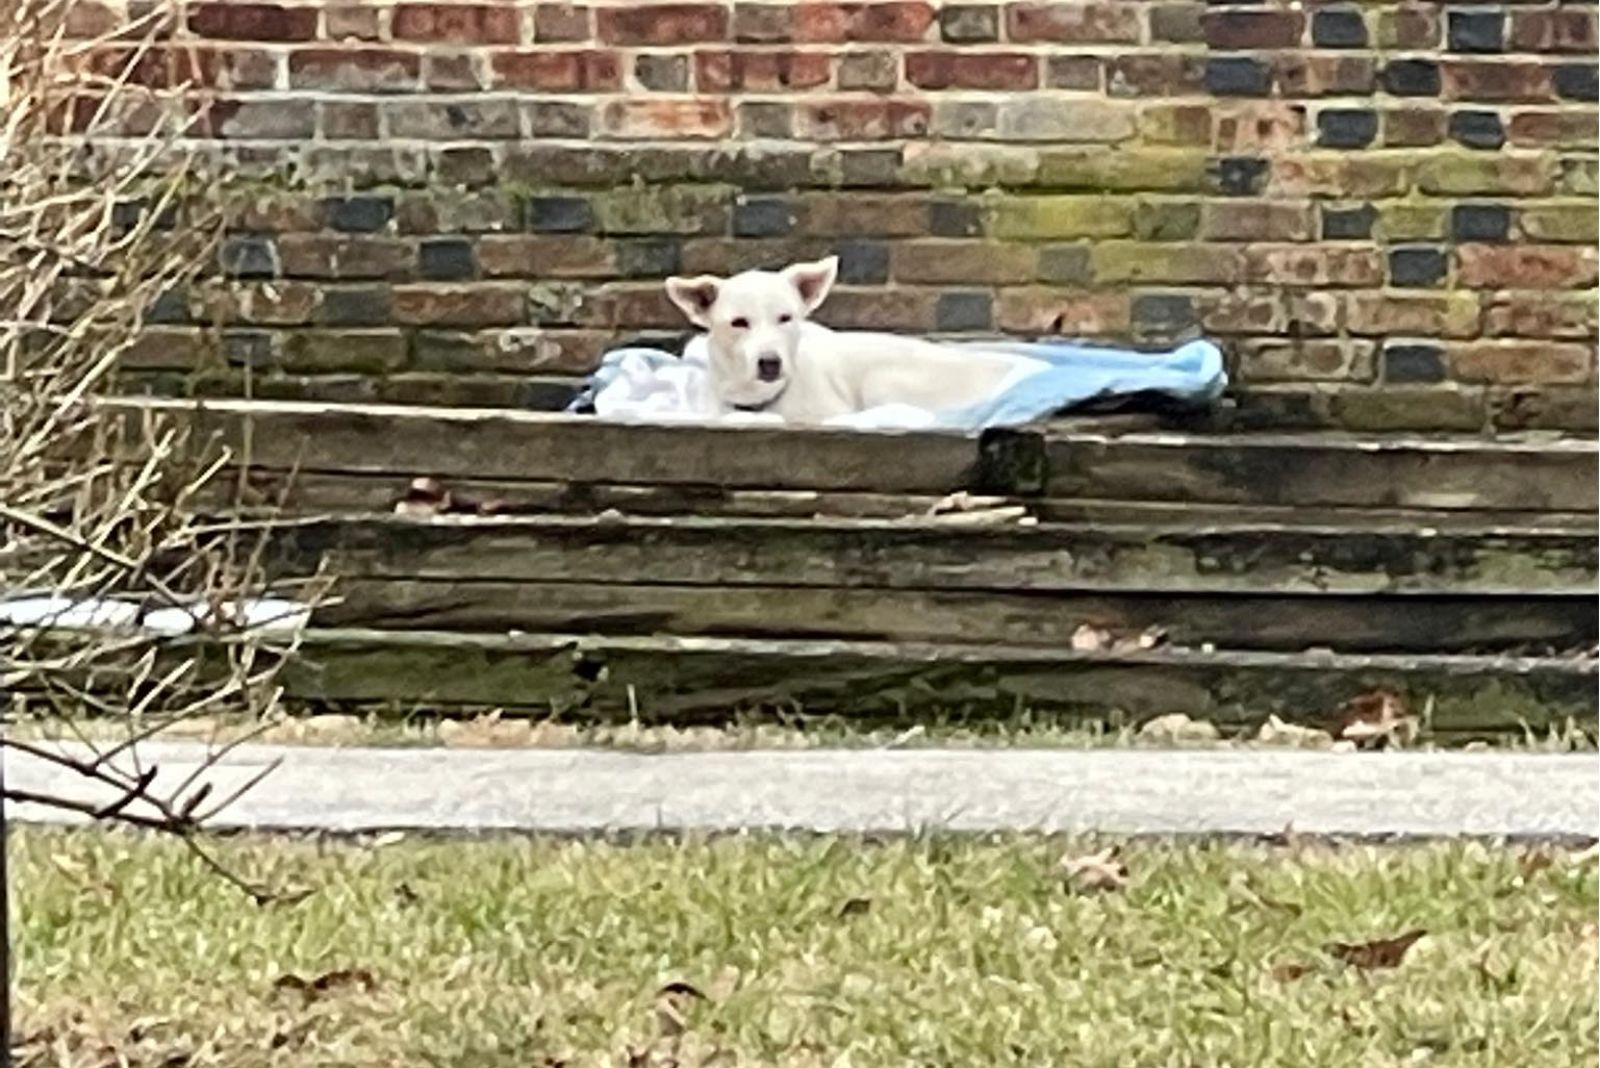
[836,896,872,918]
[1335,690,1414,748]
[273,967,378,997]
[1059,846,1129,893]
[1070,624,1112,651]
[1226,872,1303,915]
[654,981,706,1038]
[1271,960,1315,982]
[1325,929,1426,970]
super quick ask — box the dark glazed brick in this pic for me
[324,196,394,233]
[1037,245,1092,284]
[1317,109,1378,148]
[837,240,890,284]
[147,288,190,324]
[1132,293,1198,336]
[935,291,992,332]
[1312,8,1366,48]
[1450,204,1510,243]
[1388,247,1449,287]
[1322,204,1375,239]
[418,238,476,280]
[219,236,279,278]
[1448,110,1504,149]
[616,239,683,277]
[1448,10,1504,53]
[635,53,690,91]
[1211,157,1269,196]
[732,197,795,238]
[222,331,276,368]
[929,200,983,237]
[1205,57,1271,97]
[319,286,393,326]
[527,196,594,233]
[1383,343,1447,383]
[1382,59,1440,97]
[940,4,998,42]
[1554,64,1599,102]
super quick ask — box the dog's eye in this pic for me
[730,317,750,330]
[778,314,793,324]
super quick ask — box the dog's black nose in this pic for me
[756,355,783,382]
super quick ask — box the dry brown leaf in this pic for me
[1271,960,1315,982]
[836,896,872,918]
[394,476,450,516]
[1070,624,1113,652]
[653,980,706,1038]
[273,967,378,998]
[1335,690,1414,748]
[1325,929,1426,970]
[1059,846,1129,893]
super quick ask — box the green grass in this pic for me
[13,828,1598,1067]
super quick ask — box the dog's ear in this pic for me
[665,275,721,328]
[783,256,839,313]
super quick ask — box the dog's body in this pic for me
[665,257,1043,424]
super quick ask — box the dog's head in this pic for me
[665,256,838,408]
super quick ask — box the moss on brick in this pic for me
[989,196,1134,239]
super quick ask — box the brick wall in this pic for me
[80,0,1599,431]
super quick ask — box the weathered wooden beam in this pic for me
[318,578,1596,654]
[266,514,1597,596]
[280,628,1598,736]
[1045,430,1600,512]
[96,397,999,494]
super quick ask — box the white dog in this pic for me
[664,256,1044,424]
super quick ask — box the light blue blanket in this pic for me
[568,338,1228,432]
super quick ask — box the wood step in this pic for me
[264,514,1596,597]
[274,628,1597,738]
[100,398,1599,514]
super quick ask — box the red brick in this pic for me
[600,99,732,139]
[733,2,794,41]
[795,193,929,236]
[891,241,1035,285]
[905,51,1037,90]
[180,47,280,90]
[319,101,380,139]
[995,288,1132,335]
[1442,61,1555,103]
[394,285,525,326]
[491,50,621,91]
[1199,291,1281,334]
[1244,246,1384,287]
[534,2,592,41]
[1212,103,1306,152]
[477,237,615,278]
[73,45,173,86]
[423,53,485,91]
[1274,54,1374,97]
[278,235,413,279]
[597,4,728,44]
[1006,2,1140,43]
[1383,108,1447,147]
[1510,8,1597,53]
[1375,4,1438,48]
[1484,296,1597,340]
[797,99,931,140]
[288,48,421,91]
[813,288,938,331]
[1508,109,1599,149]
[187,3,316,41]
[1346,294,1480,339]
[596,285,685,329]
[325,4,381,39]
[1106,54,1205,97]
[1202,202,1315,242]
[1451,342,1594,385]
[1458,245,1598,289]
[696,50,833,91]
[393,4,519,43]
[1202,9,1303,49]
[794,3,936,42]
[1237,339,1373,383]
